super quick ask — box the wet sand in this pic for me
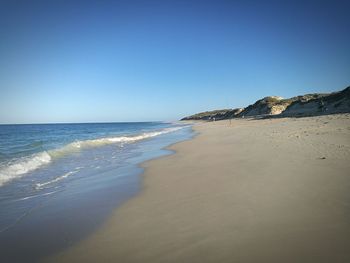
[47,114,350,263]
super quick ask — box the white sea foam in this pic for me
[0,126,185,187]
[14,190,58,202]
[35,171,78,189]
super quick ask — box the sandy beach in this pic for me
[47,114,350,263]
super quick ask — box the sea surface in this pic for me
[0,122,193,262]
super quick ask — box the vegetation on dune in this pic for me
[181,108,243,121]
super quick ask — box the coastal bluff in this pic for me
[181,86,350,120]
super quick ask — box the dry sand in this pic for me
[47,114,350,263]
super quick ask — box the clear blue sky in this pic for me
[1,0,349,123]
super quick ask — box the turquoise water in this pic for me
[0,122,192,262]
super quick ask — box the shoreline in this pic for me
[47,114,350,263]
[0,124,193,263]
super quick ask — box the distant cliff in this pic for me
[181,86,350,120]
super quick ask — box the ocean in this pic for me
[0,122,193,262]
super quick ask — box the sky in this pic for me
[0,0,349,123]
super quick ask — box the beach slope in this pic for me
[47,114,350,263]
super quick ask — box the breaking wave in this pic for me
[0,126,184,187]
[0,151,52,187]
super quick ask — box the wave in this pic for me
[47,127,183,158]
[0,151,52,187]
[0,126,184,187]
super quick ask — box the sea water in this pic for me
[0,122,193,262]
